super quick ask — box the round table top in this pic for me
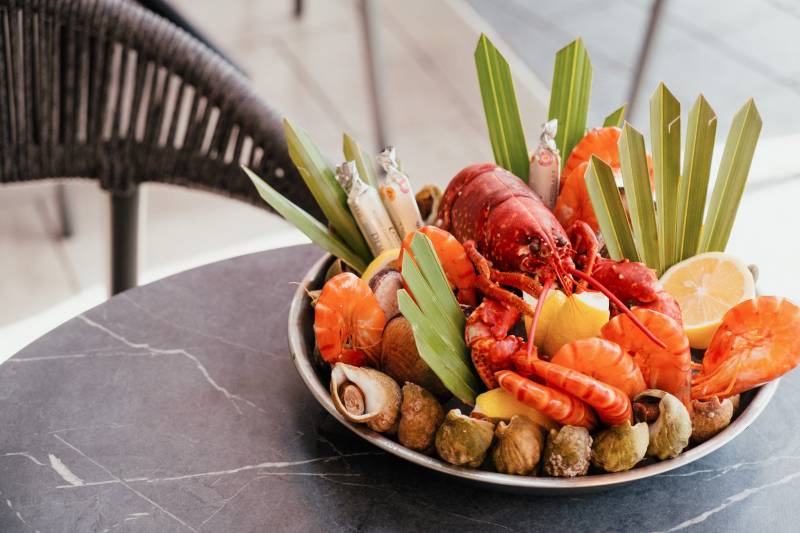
[1,244,798,533]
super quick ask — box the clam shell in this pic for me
[330,363,401,433]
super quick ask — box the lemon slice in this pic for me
[361,248,401,284]
[523,289,610,356]
[660,252,755,349]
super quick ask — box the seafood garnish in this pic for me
[692,297,800,400]
[314,273,386,367]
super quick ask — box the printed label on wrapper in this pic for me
[378,147,423,240]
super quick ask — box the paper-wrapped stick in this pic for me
[377,147,423,240]
[529,119,561,209]
[336,161,402,256]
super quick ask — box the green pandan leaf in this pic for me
[585,156,640,262]
[676,95,717,261]
[244,166,367,273]
[700,99,762,253]
[548,38,593,166]
[475,34,530,181]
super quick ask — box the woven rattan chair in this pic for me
[0,0,322,294]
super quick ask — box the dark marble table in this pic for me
[1,244,798,533]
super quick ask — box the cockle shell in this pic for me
[330,363,401,433]
[381,317,450,400]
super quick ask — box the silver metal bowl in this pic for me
[288,253,779,494]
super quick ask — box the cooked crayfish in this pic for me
[692,296,800,400]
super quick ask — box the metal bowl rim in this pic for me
[288,253,779,491]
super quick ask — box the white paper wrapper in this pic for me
[336,161,401,256]
[529,119,561,209]
[377,147,423,240]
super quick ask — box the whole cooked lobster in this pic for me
[434,163,685,422]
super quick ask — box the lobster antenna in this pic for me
[568,267,667,349]
[526,278,554,361]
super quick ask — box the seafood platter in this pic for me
[244,36,798,491]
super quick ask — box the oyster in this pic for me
[330,363,401,433]
[591,421,649,472]
[381,317,449,400]
[691,396,735,443]
[491,415,544,476]
[634,389,692,460]
[542,426,592,477]
[435,409,495,468]
[397,383,445,452]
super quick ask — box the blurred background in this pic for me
[2,0,798,359]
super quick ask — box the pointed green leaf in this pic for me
[243,166,367,273]
[676,95,717,261]
[700,99,762,252]
[408,233,467,338]
[398,290,481,405]
[284,119,372,261]
[343,133,379,189]
[650,83,681,272]
[619,122,659,268]
[474,34,530,181]
[585,156,640,262]
[401,253,466,359]
[603,104,627,128]
[548,38,593,166]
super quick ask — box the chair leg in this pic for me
[358,0,388,149]
[110,185,140,295]
[627,0,666,117]
[55,183,73,238]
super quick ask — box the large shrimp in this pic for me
[601,308,692,409]
[692,297,800,400]
[314,273,387,367]
[527,359,633,426]
[555,127,621,233]
[554,127,654,234]
[551,338,647,399]
[496,370,598,429]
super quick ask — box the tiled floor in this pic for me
[0,0,547,360]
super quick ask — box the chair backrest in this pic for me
[0,0,323,220]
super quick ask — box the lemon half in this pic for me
[523,289,610,356]
[660,252,755,349]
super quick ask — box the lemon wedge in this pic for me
[660,252,755,349]
[473,388,557,430]
[523,289,610,356]
[361,248,401,284]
